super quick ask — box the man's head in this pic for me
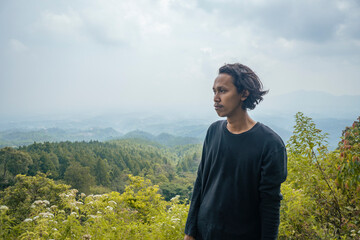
[218,63,268,110]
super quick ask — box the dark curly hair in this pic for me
[219,63,268,110]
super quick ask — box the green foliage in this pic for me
[335,117,360,239]
[0,174,188,239]
[337,117,360,191]
[64,162,95,194]
[280,112,360,239]
[2,113,359,239]
[0,147,32,188]
[12,139,201,200]
[0,173,69,224]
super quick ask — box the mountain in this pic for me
[120,130,202,147]
[258,90,360,119]
[0,90,357,150]
[0,127,123,148]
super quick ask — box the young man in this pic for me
[184,63,287,240]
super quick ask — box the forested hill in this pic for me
[0,128,202,148]
[0,127,122,148]
[121,130,201,147]
[0,139,202,201]
[0,114,359,239]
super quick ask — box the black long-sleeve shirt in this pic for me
[185,120,287,240]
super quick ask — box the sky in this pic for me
[0,0,359,119]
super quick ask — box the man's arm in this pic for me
[184,163,203,238]
[183,133,209,239]
[259,147,287,240]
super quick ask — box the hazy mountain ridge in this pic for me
[0,127,122,148]
[0,91,357,150]
[0,127,202,148]
[259,90,360,119]
[121,130,202,147]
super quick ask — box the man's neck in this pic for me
[226,110,256,134]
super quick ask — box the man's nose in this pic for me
[214,93,220,102]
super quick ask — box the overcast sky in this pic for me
[1,0,359,118]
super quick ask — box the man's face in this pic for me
[212,73,245,118]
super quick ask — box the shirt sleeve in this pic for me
[259,147,287,240]
[184,139,207,238]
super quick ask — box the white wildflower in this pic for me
[33,216,39,221]
[33,200,50,206]
[81,193,86,198]
[52,228,58,231]
[70,212,78,217]
[105,206,113,211]
[24,218,33,222]
[108,200,117,205]
[39,212,54,218]
[112,227,116,230]
[171,217,180,223]
[68,189,78,196]
[93,194,102,199]
[170,195,180,202]
[96,211,102,214]
[82,234,91,240]
[76,201,83,205]
[0,205,9,211]
[33,200,41,205]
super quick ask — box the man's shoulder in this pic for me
[205,120,225,137]
[209,120,225,129]
[255,123,285,149]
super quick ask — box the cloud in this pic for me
[41,9,83,40]
[37,0,175,46]
[197,0,358,43]
[0,0,359,118]
[9,39,28,52]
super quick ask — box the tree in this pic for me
[0,147,32,189]
[335,117,360,238]
[94,158,110,187]
[280,112,343,239]
[337,116,360,192]
[0,173,69,223]
[64,162,95,194]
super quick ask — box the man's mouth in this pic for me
[214,105,223,110]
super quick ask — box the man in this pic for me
[184,63,287,240]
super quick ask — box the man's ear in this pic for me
[240,90,249,101]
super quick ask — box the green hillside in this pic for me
[0,113,359,239]
[0,139,201,201]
